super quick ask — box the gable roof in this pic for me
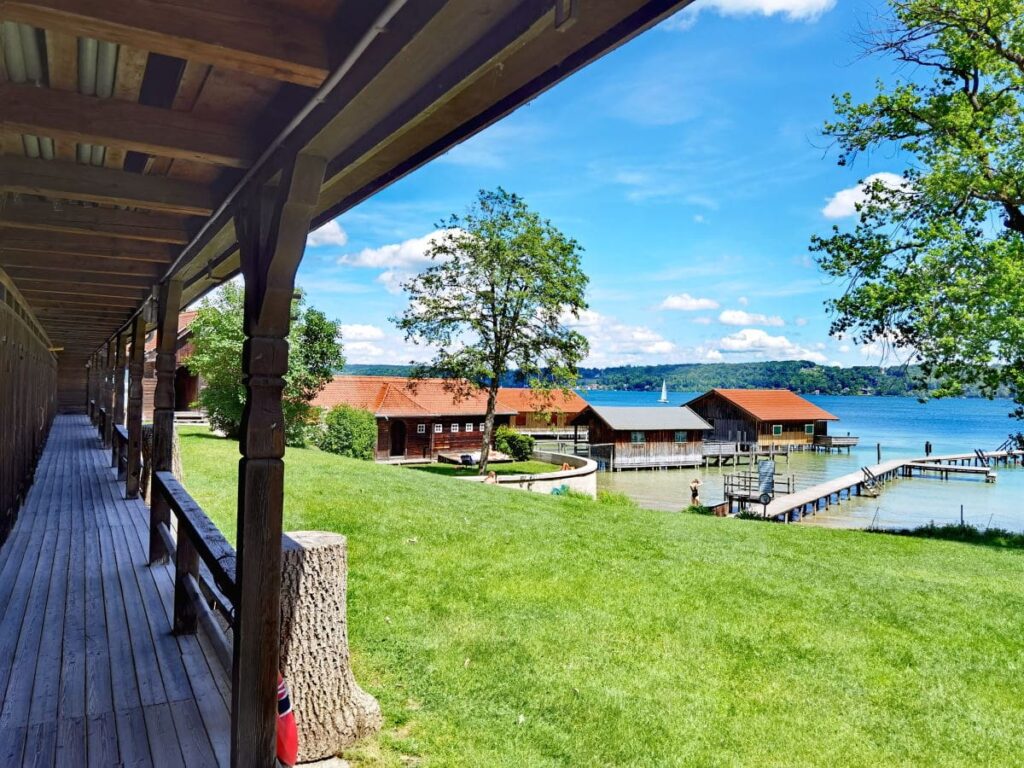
[574,405,712,432]
[687,389,839,422]
[311,376,518,418]
[497,388,588,414]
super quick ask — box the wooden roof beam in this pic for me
[19,284,148,301]
[0,199,193,244]
[23,293,143,308]
[0,83,257,168]
[0,156,216,215]
[0,0,330,86]
[0,227,176,263]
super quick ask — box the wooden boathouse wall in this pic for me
[0,269,57,543]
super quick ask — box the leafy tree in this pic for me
[394,188,589,472]
[811,0,1024,424]
[187,282,344,445]
[316,405,377,460]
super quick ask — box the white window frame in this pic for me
[772,424,783,437]
[674,430,687,444]
[465,423,473,432]
[451,423,459,433]
[417,423,426,434]
[433,423,442,434]
[479,423,486,432]
[804,423,815,435]
[630,431,646,445]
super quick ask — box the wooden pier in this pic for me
[754,449,1023,522]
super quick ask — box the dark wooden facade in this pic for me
[0,3,695,764]
[377,415,512,460]
[686,391,834,446]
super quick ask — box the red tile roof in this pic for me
[312,376,518,418]
[690,389,839,422]
[497,387,587,414]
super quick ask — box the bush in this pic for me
[684,504,713,515]
[597,490,637,508]
[315,405,377,460]
[494,425,534,461]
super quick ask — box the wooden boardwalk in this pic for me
[761,449,1024,522]
[0,415,229,767]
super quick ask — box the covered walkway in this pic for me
[0,415,228,767]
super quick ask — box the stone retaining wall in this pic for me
[464,451,598,498]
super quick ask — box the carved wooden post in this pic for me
[126,315,146,498]
[149,279,182,564]
[85,357,92,417]
[231,153,325,768]
[87,354,97,422]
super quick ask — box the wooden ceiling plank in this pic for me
[0,0,330,86]
[0,155,215,214]
[3,266,155,287]
[44,29,78,162]
[22,291,142,307]
[16,280,146,296]
[0,199,193,243]
[106,45,150,169]
[0,227,176,262]
[0,83,255,167]
[0,251,164,276]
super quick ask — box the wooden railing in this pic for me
[112,425,129,481]
[151,470,236,670]
[97,406,107,441]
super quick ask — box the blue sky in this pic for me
[298,0,902,368]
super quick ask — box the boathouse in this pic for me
[685,389,841,447]
[572,405,711,470]
[499,387,588,430]
[0,2,699,763]
[312,376,517,461]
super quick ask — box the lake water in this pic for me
[576,391,1024,532]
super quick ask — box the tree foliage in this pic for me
[811,0,1024,419]
[394,188,589,472]
[315,405,377,460]
[494,425,535,462]
[186,282,344,445]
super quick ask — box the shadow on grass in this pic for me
[867,522,1024,551]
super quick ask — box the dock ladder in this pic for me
[974,448,990,467]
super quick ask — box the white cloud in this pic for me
[822,172,907,219]
[794,317,809,327]
[564,309,679,366]
[664,0,835,29]
[660,293,720,311]
[693,316,714,325]
[693,214,706,224]
[338,229,457,295]
[716,328,828,363]
[718,309,785,327]
[340,323,385,341]
[737,296,749,306]
[307,219,348,247]
[838,344,851,353]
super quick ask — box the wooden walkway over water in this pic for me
[0,415,229,767]
[758,449,1024,522]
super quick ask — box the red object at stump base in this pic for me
[277,673,299,766]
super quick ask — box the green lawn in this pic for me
[178,427,1024,767]
[407,460,560,478]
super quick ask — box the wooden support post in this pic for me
[149,278,182,564]
[111,332,128,467]
[102,339,115,445]
[126,315,146,498]
[85,357,93,417]
[231,152,326,768]
[173,533,199,635]
[87,354,97,422]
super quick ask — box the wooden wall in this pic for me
[57,356,88,413]
[687,396,757,443]
[376,415,512,460]
[0,282,57,543]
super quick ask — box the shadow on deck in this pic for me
[0,414,229,767]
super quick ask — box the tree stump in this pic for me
[279,531,382,762]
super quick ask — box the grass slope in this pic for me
[409,460,559,478]
[179,428,1024,767]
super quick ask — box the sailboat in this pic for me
[658,380,669,404]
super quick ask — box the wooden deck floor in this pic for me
[0,415,229,767]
